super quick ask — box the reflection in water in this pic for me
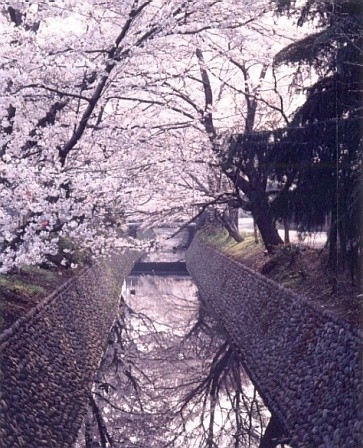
[75,275,276,448]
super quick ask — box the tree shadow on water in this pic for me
[75,291,288,448]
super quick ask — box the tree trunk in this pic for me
[223,219,244,242]
[184,224,197,248]
[283,218,290,244]
[253,218,259,244]
[259,414,286,448]
[220,209,244,243]
[329,208,338,266]
[251,196,283,252]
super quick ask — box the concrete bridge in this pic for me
[186,234,362,448]
[131,261,189,276]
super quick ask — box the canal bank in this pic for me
[1,234,361,448]
[75,273,271,448]
[186,233,362,448]
[0,251,140,448]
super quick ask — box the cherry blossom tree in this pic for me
[0,0,310,270]
[115,7,309,248]
[0,0,232,271]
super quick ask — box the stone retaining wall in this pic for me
[186,235,362,448]
[0,251,140,448]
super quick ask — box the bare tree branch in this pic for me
[196,48,217,139]
[13,84,91,102]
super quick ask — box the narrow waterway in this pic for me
[75,272,273,448]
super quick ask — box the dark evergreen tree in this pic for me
[223,130,283,250]
[270,0,362,278]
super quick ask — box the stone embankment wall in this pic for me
[186,235,362,448]
[0,251,139,448]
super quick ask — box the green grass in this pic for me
[0,264,76,332]
[200,229,309,288]
[0,275,46,299]
[200,227,263,261]
[0,238,89,331]
[0,266,63,300]
[0,236,89,322]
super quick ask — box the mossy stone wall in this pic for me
[0,251,139,448]
[186,235,362,448]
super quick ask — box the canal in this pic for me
[74,270,275,447]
